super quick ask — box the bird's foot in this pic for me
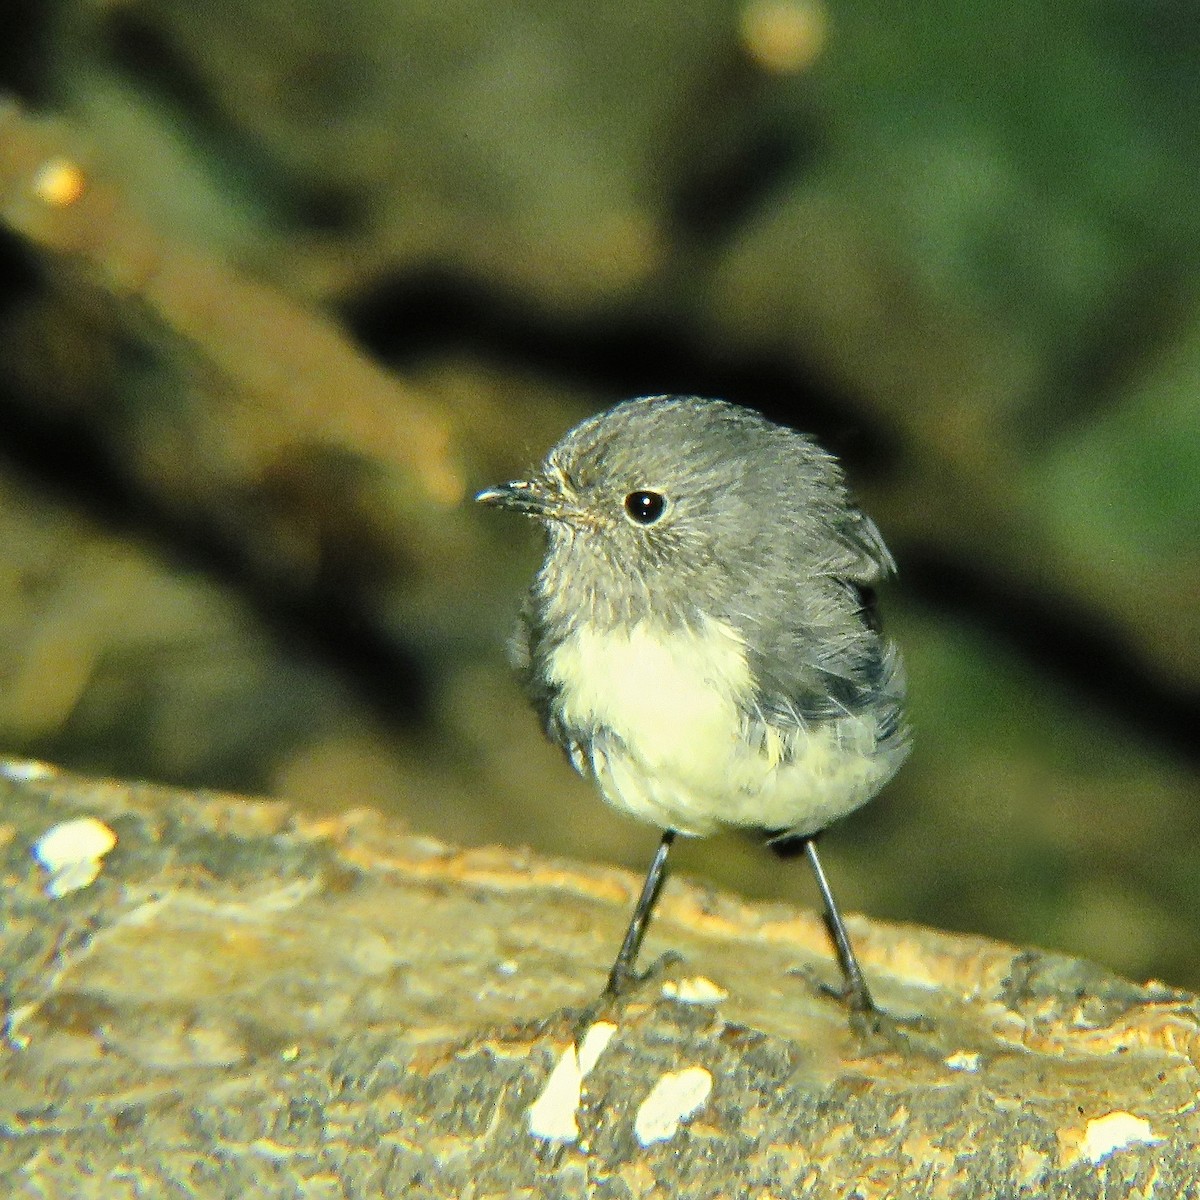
[792,966,936,1053]
[847,1003,937,1055]
[569,951,684,1041]
[792,964,874,1011]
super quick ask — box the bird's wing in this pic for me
[829,508,896,584]
[739,504,903,734]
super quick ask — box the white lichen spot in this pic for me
[576,1020,617,1076]
[527,1045,584,1142]
[1,759,55,782]
[527,1021,617,1142]
[943,1051,981,1072]
[1081,1112,1162,1164]
[662,976,728,1005]
[3,1001,39,1050]
[1015,1144,1049,1187]
[634,1066,714,1146]
[33,817,117,897]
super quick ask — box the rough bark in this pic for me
[1,761,1196,1198]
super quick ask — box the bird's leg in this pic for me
[604,829,676,997]
[791,837,938,1048]
[568,830,678,1039]
[801,837,876,1014]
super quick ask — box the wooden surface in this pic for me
[0,761,1197,1197]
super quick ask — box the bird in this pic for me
[476,394,909,1012]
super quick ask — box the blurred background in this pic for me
[0,0,1196,987]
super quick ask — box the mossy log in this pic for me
[0,761,1196,1198]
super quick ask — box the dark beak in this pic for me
[475,479,560,518]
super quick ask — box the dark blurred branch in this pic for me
[0,96,484,633]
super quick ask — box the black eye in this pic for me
[624,490,667,525]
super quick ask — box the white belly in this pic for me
[544,618,886,837]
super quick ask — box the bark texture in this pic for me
[1,762,1196,1198]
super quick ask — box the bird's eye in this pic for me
[624,490,667,525]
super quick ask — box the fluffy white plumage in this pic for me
[546,615,897,837]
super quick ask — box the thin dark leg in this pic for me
[604,830,676,996]
[803,838,875,1013]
